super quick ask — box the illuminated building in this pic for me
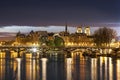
[14,26,96,47]
[84,27,90,36]
[60,26,94,47]
[15,30,48,46]
[76,27,83,33]
[16,31,26,45]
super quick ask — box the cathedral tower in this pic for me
[76,26,83,33]
[84,27,90,36]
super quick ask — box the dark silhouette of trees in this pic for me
[39,36,48,46]
[46,40,55,47]
[39,35,65,47]
[93,27,117,47]
[54,36,65,47]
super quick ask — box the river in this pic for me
[0,51,120,80]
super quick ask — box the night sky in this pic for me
[0,0,120,40]
[0,0,120,26]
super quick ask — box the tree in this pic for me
[93,27,117,47]
[54,36,65,47]
[39,36,48,46]
[46,40,55,47]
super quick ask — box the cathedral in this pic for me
[76,26,91,36]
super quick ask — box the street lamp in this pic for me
[32,47,37,53]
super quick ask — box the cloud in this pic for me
[0,32,16,37]
[0,25,75,33]
[0,25,120,39]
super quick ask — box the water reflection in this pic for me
[0,59,5,80]
[16,58,22,80]
[91,58,97,80]
[98,57,113,80]
[25,59,39,80]
[109,58,113,80]
[1,51,120,80]
[32,59,36,80]
[41,58,47,80]
[66,58,72,80]
[104,57,108,80]
[99,57,103,80]
[117,60,120,80]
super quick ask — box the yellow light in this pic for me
[117,60,120,80]
[91,58,97,80]
[26,53,32,58]
[66,58,72,80]
[41,58,48,62]
[16,58,21,63]
[41,58,48,80]
[32,48,37,52]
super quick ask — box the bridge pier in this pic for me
[22,52,26,60]
[66,51,71,58]
[5,50,11,60]
[5,57,14,80]
[17,48,21,58]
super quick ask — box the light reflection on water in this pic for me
[66,58,72,80]
[16,58,22,80]
[91,58,97,80]
[117,60,120,80]
[109,58,113,80]
[41,58,47,80]
[0,52,120,80]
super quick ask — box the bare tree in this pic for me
[93,27,117,47]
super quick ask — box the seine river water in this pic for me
[0,52,120,80]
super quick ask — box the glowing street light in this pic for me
[31,47,38,59]
[32,47,37,53]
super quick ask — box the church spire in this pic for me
[65,24,68,33]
